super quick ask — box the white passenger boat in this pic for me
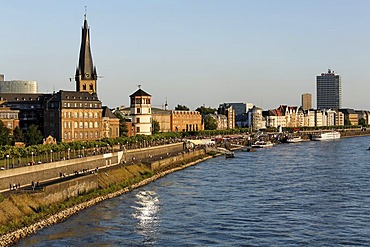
[286,136,304,143]
[251,141,274,148]
[311,131,340,141]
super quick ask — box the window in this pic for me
[74,122,78,128]
[89,84,94,90]
[89,122,93,128]
[136,126,140,133]
[74,112,78,118]
[137,108,141,114]
[83,84,87,90]
[84,122,88,128]
[94,122,99,128]
[84,112,88,118]
[79,122,83,128]
[136,117,140,123]
[80,132,83,139]
[75,132,78,139]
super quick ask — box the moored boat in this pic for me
[311,131,340,141]
[225,151,235,158]
[251,141,274,148]
[286,136,304,143]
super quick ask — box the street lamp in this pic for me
[68,148,70,159]
[50,150,53,162]
[6,154,9,170]
[31,152,34,164]
[82,146,85,157]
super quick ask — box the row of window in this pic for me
[63,131,100,140]
[0,113,18,119]
[63,111,100,119]
[63,121,100,129]
[132,98,151,105]
[62,102,101,108]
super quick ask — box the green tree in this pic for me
[344,118,352,126]
[359,118,366,126]
[12,126,24,143]
[0,121,11,145]
[24,125,43,146]
[195,106,217,116]
[175,104,189,111]
[114,111,129,137]
[204,115,217,130]
[152,119,160,134]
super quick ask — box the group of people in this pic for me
[9,183,20,191]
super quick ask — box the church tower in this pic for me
[75,13,98,94]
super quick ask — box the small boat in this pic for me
[225,151,235,158]
[242,147,255,152]
[286,136,304,143]
[311,131,340,141]
[251,141,274,148]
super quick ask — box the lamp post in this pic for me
[50,150,53,162]
[82,146,85,157]
[68,148,70,159]
[6,154,9,170]
[31,152,34,164]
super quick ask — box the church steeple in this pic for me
[75,11,98,94]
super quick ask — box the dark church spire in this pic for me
[75,10,98,94]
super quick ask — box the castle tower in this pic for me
[130,87,152,135]
[75,13,98,94]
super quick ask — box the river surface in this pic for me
[17,136,370,246]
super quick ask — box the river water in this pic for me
[17,136,370,246]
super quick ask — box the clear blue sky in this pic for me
[1,0,370,110]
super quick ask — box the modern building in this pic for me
[316,69,342,109]
[0,76,38,94]
[301,93,312,111]
[218,103,236,129]
[208,114,228,130]
[130,88,152,135]
[339,108,358,126]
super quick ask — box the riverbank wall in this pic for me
[0,143,184,192]
[0,146,207,246]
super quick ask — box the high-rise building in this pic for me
[316,69,342,109]
[301,93,312,110]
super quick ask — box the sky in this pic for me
[1,0,370,111]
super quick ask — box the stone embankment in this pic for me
[0,153,211,246]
